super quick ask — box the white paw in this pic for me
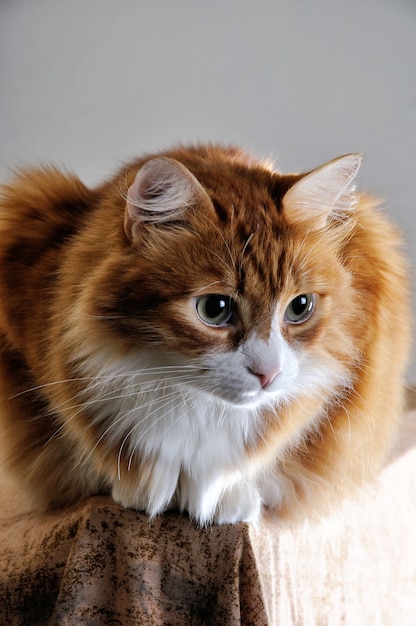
[214,482,262,525]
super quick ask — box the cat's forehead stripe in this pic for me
[193,170,288,298]
[234,218,288,298]
[211,198,229,224]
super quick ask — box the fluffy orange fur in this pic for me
[0,145,410,523]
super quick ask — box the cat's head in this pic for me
[74,148,362,411]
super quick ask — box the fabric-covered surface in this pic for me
[0,496,271,625]
[1,397,415,625]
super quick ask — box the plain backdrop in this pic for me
[1,0,415,379]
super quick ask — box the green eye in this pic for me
[285,294,316,324]
[195,295,234,326]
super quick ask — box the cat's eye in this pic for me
[195,295,234,327]
[284,294,316,324]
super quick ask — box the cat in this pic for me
[0,144,410,525]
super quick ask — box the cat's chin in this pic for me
[219,389,279,409]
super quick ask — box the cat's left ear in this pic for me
[125,157,211,241]
[282,154,362,229]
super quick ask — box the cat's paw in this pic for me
[111,483,148,513]
[214,482,262,525]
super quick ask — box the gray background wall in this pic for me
[1,0,415,379]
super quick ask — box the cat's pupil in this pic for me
[292,295,308,315]
[205,296,227,319]
[285,294,315,324]
[195,295,234,326]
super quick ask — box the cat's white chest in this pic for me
[92,371,266,523]
[130,391,264,523]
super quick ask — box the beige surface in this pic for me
[257,408,416,624]
[1,404,415,625]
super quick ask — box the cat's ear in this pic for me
[125,157,210,241]
[282,154,362,229]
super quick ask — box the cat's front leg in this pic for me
[111,481,150,513]
[111,459,181,517]
[214,481,262,525]
[179,474,262,525]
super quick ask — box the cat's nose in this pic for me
[250,366,281,389]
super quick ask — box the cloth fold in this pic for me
[1,400,415,625]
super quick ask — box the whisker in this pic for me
[126,394,189,472]
[238,230,256,279]
[11,364,205,399]
[10,377,96,399]
[47,374,199,421]
[117,388,189,478]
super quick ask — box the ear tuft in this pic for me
[282,153,362,229]
[125,157,209,240]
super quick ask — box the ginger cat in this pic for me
[0,145,410,524]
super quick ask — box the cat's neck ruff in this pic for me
[75,348,268,521]
[71,340,351,522]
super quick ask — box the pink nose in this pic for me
[250,367,281,389]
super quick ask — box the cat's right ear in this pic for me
[281,154,362,230]
[124,157,210,242]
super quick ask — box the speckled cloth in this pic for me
[1,392,415,626]
[0,494,274,625]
